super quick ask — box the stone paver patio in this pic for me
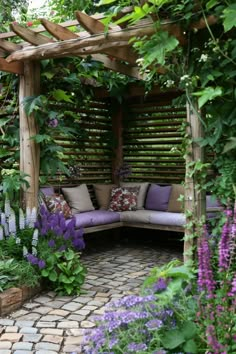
[0,232,183,354]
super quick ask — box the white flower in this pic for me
[4,194,11,218]
[180,74,189,81]
[32,229,39,246]
[199,54,208,62]
[165,79,175,88]
[0,226,3,240]
[23,246,28,257]
[32,246,37,256]
[16,237,21,244]
[8,208,16,235]
[19,208,25,230]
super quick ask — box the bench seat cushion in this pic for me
[73,210,120,228]
[120,210,151,223]
[149,211,186,226]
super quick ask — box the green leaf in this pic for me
[30,134,52,143]
[41,269,49,277]
[0,117,11,127]
[96,0,116,5]
[183,339,198,353]
[206,0,219,10]
[181,321,197,340]
[223,137,236,153]
[49,270,58,282]
[223,4,236,32]
[58,273,74,284]
[52,89,73,103]
[192,86,223,108]
[161,328,185,349]
[23,95,46,115]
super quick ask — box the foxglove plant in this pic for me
[197,202,236,353]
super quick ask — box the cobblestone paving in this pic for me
[0,236,182,354]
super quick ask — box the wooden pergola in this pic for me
[0,8,215,259]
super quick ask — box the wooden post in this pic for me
[111,99,123,185]
[19,61,40,209]
[184,102,206,263]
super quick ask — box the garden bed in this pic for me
[0,285,41,316]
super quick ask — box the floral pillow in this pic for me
[109,187,140,212]
[44,194,72,219]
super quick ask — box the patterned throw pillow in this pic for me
[109,187,140,212]
[44,194,72,219]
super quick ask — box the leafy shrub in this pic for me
[0,195,86,295]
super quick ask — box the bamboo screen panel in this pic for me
[46,100,113,185]
[123,100,186,184]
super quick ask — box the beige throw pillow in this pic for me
[62,184,95,214]
[168,184,184,213]
[93,184,117,209]
[120,182,149,209]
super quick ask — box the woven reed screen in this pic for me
[122,99,186,184]
[46,99,114,186]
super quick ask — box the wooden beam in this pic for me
[10,23,54,45]
[184,102,205,264]
[19,61,41,209]
[40,18,144,79]
[0,39,22,53]
[6,24,157,62]
[0,58,23,74]
[40,18,80,40]
[111,99,123,185]
[75,11,138,64]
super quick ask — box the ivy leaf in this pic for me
[192,86,223,108]
[52,89,73,103]
[0,118,11,127]
[223,137,236,153]
[23,95,46,115]
[223,4,236,32]
[30,134,52,143]
[206,0,220,10]
[0,149,13,158]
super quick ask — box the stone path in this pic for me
[0,235,182,354]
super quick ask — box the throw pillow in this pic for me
[120,182,149,209]
[44,194,72,219]
[168,184,184,213]
[109,187,140,212]
[145,184,172,211]
[62,184,95,214]
[93,184,117,209]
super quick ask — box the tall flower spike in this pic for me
[25,207,31,226]
[198,227,216,297]
[4,193,11,218]
[19,208,25,230]
[29,207,37,228]
[8,208,16,235]
[0,225,3,240]
[219,208,232,270]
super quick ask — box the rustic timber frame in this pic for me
[0,7,214,261]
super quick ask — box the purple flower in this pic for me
[38,259,46,269]
[127,342,147,352]
[48,118,58,127]
[107,294,156,309]
[145,319,163,330]
[219,211,231,270]
[27,254,39,265]
[72,237,85,250]
[48,239,56,247]
[58,245,66,252]
[197,228,216,297]
[153,277,167,292]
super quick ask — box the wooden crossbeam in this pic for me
[6,25,158,62]
[0,57,23,74]
[0,39,22,53]
[10,23,54,45]
[40,18,80,40]
[75,11,138,65]
[40,18,144,80]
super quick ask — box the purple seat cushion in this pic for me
[149,211,186,227]
[145,184,172,211]
[73,210,120,228]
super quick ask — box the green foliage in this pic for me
[40,248,86,295]
[0,169,30,200]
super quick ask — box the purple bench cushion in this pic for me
[120,210,151,223]
[149,211,186,227]
[73,210,120,228]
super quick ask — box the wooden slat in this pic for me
[10,23,54,45]
[0,58,24,74]
[0,39,22,53]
